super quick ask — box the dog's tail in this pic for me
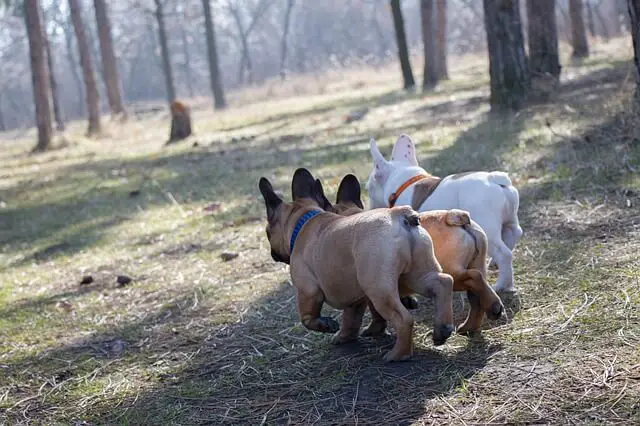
[487,171,512,188]
[489,172,522,239]
[443,210,483,264]
[402,210,421,229]
[393,207,422,252]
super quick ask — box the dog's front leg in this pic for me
[295,287,340,333]
[331,300,367,344]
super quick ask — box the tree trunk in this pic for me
[526,0,561,78]
[0,94,5,132]
[593,4,610,41]
[371,3,389,64]
[586,1,597,37]
[421,0,438,89]
[68,0,101,136]
[63,18,84,117]
[94,0,125,118]
[280,0,295,80]
[483,0,530,112]
[569,0,589,58]
[202,0,226,109]
[629,0,640,99]
[390,0,416,90]
[232,14,254,86]
[44,30,65,131]
[24,0,53,151]
[180,25,195,99]
[605,1,622,37]
[154,0,176,104]
[435,0,448,79]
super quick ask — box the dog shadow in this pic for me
[408,289,522,334]
[328,333,499,424]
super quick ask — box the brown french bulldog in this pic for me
[258,168,455,361]
[321,174,504,334]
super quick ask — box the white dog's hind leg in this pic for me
[489,240,515,292]
[502,223,523,251]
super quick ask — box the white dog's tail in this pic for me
[489,171,523,248]
[488,171,519,217]
[487,171,512,188]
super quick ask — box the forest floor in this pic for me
[1,40,639,425]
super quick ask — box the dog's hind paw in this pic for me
[383,351,413,362]
[318,316,340,333]
[330,331,359,345]
[400,295,419,310]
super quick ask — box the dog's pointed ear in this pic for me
[370,138,391,182]
[259,177,282,221]
[314,179,333,211]
[291,168,318,201]
[391,134,418,166]
[337,174,364,209]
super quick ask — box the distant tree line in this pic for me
[0,0,636,151]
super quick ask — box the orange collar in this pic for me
[388,174,429,207]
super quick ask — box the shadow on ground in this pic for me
[2,276,501,425]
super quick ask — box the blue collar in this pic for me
[289,210,322,253]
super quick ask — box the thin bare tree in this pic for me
[202,0,226,109]
[280,0,294,80]
[94,0,125,118]
[228,0,274,85]
[435,0,448,79]
[569,0,589,58]
[421,0,438,89]
[44,30,65,130]
[24,0,53,151]
[179,16,195,99]
[390,0,415,90]
[68,0,101,135]
[629,0,640,98]
[154,0,176,104]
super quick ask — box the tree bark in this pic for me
[435,0,448,79]
[421,0,438,89]
[44,30,65,131]
[592,4,610,41]
[154,0,176,104]
[586,1,597,37]
[629,0,640,99]
[68,0,101,136]
[483,0,530,112]
[390,0,415,90]
[94,0,125,117]
[280,0,295,80]
[605,0,622,37]
[62,17,84,117]
[569,0,589,58]
[526,0,561,78]
[230,8,254,85]
[24,0,53,151]
[202,0,226,109]
[0,94,5,132]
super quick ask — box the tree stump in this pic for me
[168,100,192,143]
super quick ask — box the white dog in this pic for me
[366,134,522,291]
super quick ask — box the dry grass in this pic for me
[1,38,639,425]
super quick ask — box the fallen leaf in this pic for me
[220,252,239,262]
[204,202,222,212]
[80,275,94,285]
